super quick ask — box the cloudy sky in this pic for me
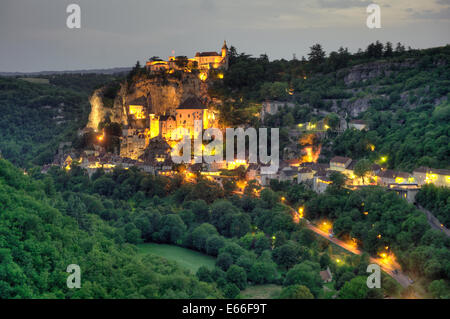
[0,0,449,72]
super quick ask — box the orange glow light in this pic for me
[318,221,333,234]
[298,207,304,219]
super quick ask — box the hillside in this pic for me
[0,158,221,298]
[227,45,450,171]
[0,74,120,167]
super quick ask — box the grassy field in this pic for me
[240,284,282,299]
[137,243,216,273]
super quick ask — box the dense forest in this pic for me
[0,156,448,298]
[416,184,450,227]
[0,159,221,298]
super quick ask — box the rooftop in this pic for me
[347,160,357,170]
[177,97,207,110]
[433,168,450,175]
[195,51,220,57]
[319,267,332,282]
[377,169,410,179]
[330,156,352,164]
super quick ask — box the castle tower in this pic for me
[221,40,229,70]
[221,40,228,58]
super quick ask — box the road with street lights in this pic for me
[303,220,412,288]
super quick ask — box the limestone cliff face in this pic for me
[339,60,417,85]
[130,74,209,115]
[86,89,106,131]
[86,73,211,129]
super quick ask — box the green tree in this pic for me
[272,241,301,269]
[279,285,314,299]
[339,276,372,299]
[226,265,247,290]
[354,159,372,184]
[283,261,322,297]
[248,261,277,284]
[191,223,218,252]
[196,266,213,283]
[325,113,340,130]
[428,280,449,299]
[308,44,326,65]
[216,253,233,271]
[329,171,346,188]
[223,283,240,298]
[205,235,226,256]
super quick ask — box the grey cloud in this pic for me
[436,0,450,5]
[411,7,450,19]
[0,0,449,72]
[317,0,372,9]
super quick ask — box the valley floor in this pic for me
[137,243,216,273]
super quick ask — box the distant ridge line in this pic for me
[0,67,132,76]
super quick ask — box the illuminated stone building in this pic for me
[173,97,208,139]
[329,156,352,171]
[146,41,229,72]
[120,96,218,160]
[413,167,450,187]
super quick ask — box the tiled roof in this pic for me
[396,171,411,178]
[412,167,450,175]
[159,115,175,121]
[320,268,332,282]
[177,97,207,110]
[433,168,450,175]
[347,160,356,170]
[195,51,220,57]
[371,164,381,171]
[298,167,313,173]
[377,169,410,179]
[413,166,429,173]
[330,156,352,164]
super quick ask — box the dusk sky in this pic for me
[1,0,449,72]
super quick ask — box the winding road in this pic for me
[416,204,450,237]
[304,221,412,288]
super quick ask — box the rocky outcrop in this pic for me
[329,96,372,117]
[260,101,295,121]
[341,60,417,85]
[86,72,211,129]
[128,74,209,115]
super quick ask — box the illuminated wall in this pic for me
[129,105,146,119]
[426,172,450,187]
[175,109,205,139]
[149,115,160,138]
[161,117,177,140]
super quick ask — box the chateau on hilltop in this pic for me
[146,41,229,72]
[118,44,228,161]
